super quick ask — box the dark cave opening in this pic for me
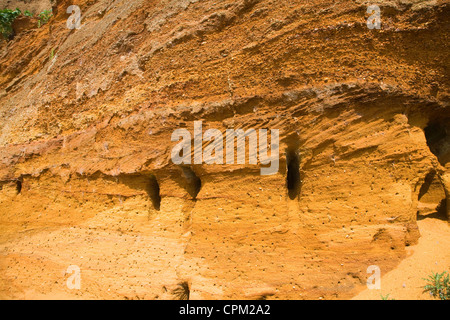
[424,120,450,166]
[418,170,437,201]
[422,118,449,220]
[181,167,201,200]
[146,175,161,211]
[436,199,447,219]
[16,178,22,194]
[417,198,447,221]
[286,148,301,200]
[417,170,447,221]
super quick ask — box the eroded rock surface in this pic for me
[0,0,449,299]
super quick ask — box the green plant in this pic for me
[0,8,21,39]
[37,9,52,28]
[380,293,395,300]
[423,271,450,300]
[23,10,33,17]
[172,281,190,300]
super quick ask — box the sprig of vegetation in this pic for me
[423,271,449,300]
[37,9,52,28]
[0,8,21,39]
[380,293,395,300]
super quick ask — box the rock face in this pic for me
[0,0,449,299]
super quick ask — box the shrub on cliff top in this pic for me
[0,8,21,39]
[0,8,53,40]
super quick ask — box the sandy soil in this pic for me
[353,215,450,300]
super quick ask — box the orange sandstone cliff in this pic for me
[0,0,449,299]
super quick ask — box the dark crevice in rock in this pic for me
[146,175,161,211]
[417,169,447,221]
[286,148,301,200]
[16,178,23,194]
[424,119,450,166]
[436,199,447,219]
[181,167,202,200]
[417,199,447,221]
[418,169,436,201]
